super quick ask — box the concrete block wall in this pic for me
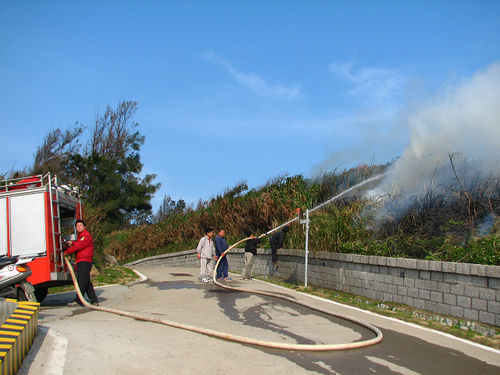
[128,248,500,327]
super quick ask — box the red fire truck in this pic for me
[0,173,83,301]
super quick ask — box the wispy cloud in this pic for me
[329,62,406,103]
[202,51,302,100]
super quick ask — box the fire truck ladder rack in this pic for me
[0,173,80,198]
[48,175,64,271]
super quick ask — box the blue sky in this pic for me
[1,1,499,210]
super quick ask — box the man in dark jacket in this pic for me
[214,229,230,281]
[64,219,99,306]
[270,225,289,269]
[241,232,261,280]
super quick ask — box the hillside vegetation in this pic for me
[102,163,499,266]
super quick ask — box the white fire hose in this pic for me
[64,237,383,351]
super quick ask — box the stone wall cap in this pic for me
[126,249,196,266]
[470,264,487,276]
[428,261,442,272]
[486,265,500,278]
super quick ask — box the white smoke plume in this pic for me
[367,62,500,217]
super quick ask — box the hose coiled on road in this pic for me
[64,242,383,351]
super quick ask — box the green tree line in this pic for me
[3,100,160,234]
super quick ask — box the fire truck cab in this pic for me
[0,173,83,301]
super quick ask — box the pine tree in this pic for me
[29,100,160,232]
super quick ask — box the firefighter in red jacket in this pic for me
[64,219,99,306]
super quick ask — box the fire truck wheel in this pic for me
[34,287,48,303]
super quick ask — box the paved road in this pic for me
[19,266,500,375]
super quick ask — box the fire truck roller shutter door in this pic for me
[10,194,47,257]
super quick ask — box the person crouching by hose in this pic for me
[197,228,218,283]
[64,219,99,306]
[270,225,289,270]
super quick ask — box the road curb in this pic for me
[0,300,40,374]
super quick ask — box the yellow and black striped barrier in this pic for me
[0,299,39,375]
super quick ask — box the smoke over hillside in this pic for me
[368,62,500,219]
